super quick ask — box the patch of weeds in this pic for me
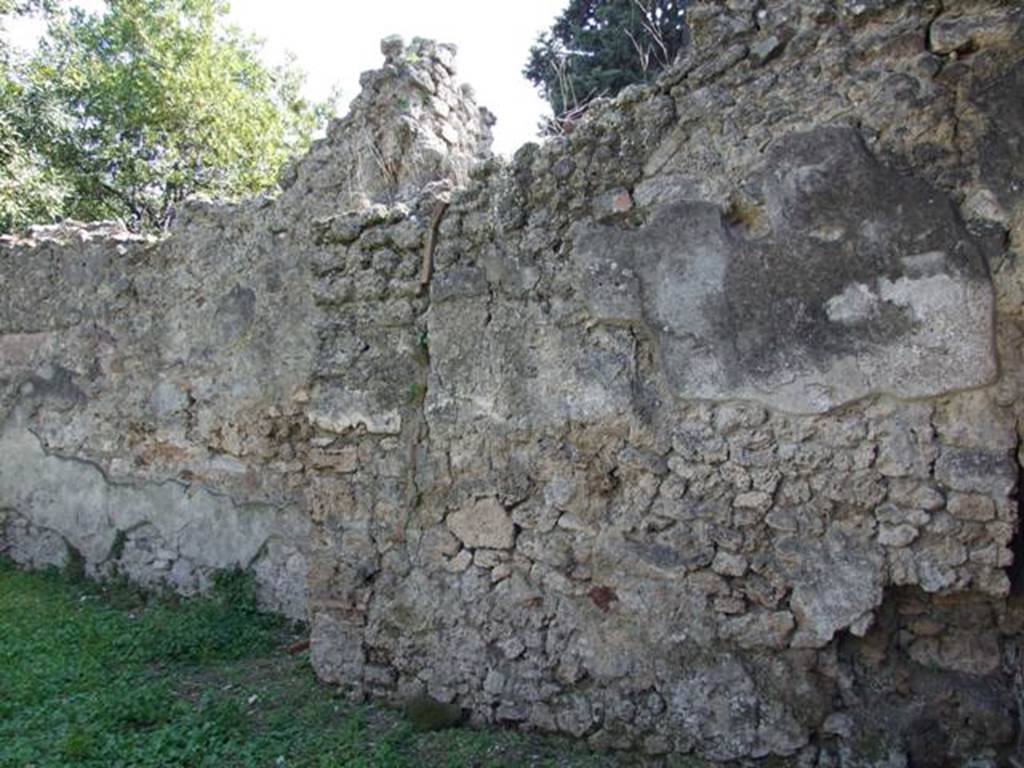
[404,694,465,732]
[0,562,635,768]
[62,543,86,583]
[88,572,149,611]
[128,593,283,664]
[414,329,431,368]
[59,722,99,762]
[109,528,128,561]
[108,678,177,728]
[407,381,427,405]
[212,565,261,613]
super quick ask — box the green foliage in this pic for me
[3,0,336,233]
[0,558,631,767]
[61,544,86,582]
[0,100,70,233]
[524,0,688,118]
[404,695,465,732]
[126,591,282,664]
[407,381,426,405]
[0,0,70,232]
[0,1,52,14]
[211,564,261,613]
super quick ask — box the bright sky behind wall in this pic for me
[5,0,569,156]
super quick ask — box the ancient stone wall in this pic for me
[2,9,1023,765]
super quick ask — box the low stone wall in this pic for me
[2,8,1023,765]
[0,211,316,618]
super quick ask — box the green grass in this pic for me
[0,559,627,768]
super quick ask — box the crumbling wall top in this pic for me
[275,36,495,224]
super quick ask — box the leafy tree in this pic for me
[525,0,688,119]
[1,0,70,233]
[9,0,335,232]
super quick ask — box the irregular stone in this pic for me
[875,503,930,528]
[908,632,1002,676]
[788,527,885,648]
[720,610,795,649]
[947,493,997,522]
[443,548,472,573]
[711,550,749,577]
[929,9,1021,56]
[308,446,359,473]
[308,392,402,436]
[878,524,920,548]
[664,657,811,761]
[734,491,773,513]
[935,449,1017,497]
[483,669,506,695]
[886,482,944,512]
[822,712,854,739]
[933,391,1016,450]
[310,612,366,683]
[750,35,784,67]
[446,498,515,550]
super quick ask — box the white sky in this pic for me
[4,0,567,156]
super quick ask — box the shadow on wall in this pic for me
[1010,440,1024,596]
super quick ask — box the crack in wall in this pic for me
[1009,433,1024,595]
[0,417,309,618]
